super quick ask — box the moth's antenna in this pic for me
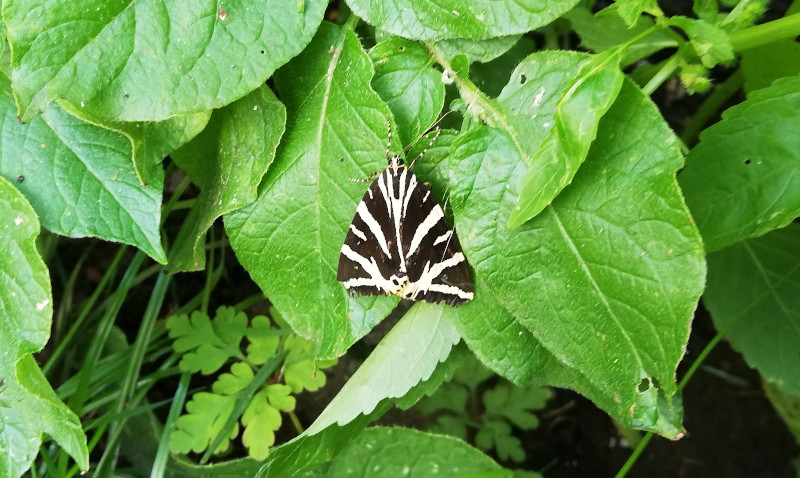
[399,110,457,157]
[408,127,441,170]
[385,118,392,161]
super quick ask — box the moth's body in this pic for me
[337,128,474,307]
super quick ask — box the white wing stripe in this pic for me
[406,206,444,259]
[340,244,396,293]
[433,230,453,246]
[349,224,367,242]
[356,201,391,258]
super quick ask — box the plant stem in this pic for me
[615,432,654,478]
[641,54,680,96]
[151,370,192,478]
[730,12,800,52]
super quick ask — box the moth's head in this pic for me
[388,155,405,170]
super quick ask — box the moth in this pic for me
[336,121,474,306]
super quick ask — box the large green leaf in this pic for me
[170,86,286,272]
[0,176,88,477]
[507,49,625,228]
[307,303,460,434]
[679,75,800,252]
[5,0,326,122]
[0,76,169,262]
[741,41,800,94]
[346,0,579,40]
[370,38,444,146]
[225,22,397,359]
[447,79,705,436]
[327,427,507,477]
[705,225,800,395]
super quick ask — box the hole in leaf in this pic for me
[637,378,651,393]
[520,74,527,85]
[16,175,24,183]
[398,46,405,52]
[744,158,751,165]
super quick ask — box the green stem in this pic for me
[615,432,655,478]
[151,370,192,478]
[730,12,800,52]
[641,54,680,96]
[680,68,744,146]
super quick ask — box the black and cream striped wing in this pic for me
[337,165,473,306]
[398,172,474,306]
[336,172,404,297]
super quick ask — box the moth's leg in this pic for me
[408,126,441,170]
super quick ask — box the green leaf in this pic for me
[241,386,292,460]
[614,0,662,26]
[508,49,625,228]
[679,75,800,252]
[741,41,800,94]
[417,383,469,415]
[764,380,800,444]
[483,384,551,429]
[370,38,444,146]
[225,22,398,359]
[62,102,211,186]
[307,302,460,434]
[565,6,680,65]
[668,16,734,68]
[166,307,247,374]
[169,85,286,272]
[704,225,800,395]
[471,38,537,97]
[215,362,254,395]
[327,427,506,476]
[448,76,705,436]
[0,176,88,475]
[0,76,166,262]
[283,335,336,393]
[5,0,326,122]
[169,392,239,455]
[435,35,522,64]
[475,420,525,462]
[246,315,280,365]
[693,0,718,21]
[346,0,580,40]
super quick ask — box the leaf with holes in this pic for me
[507,49,626,228]
[0,177,88,477]
[5,0,326,121]
[680,75,800,252]
[446,55,705,436]
[225,22,398,359]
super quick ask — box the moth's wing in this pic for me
[337,173,402,297]
[400,174,474,306]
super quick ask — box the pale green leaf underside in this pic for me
[5,0,326,121]
[225,22,397,359]
[346,0,580,41]
[0,76,166,262]
[680,75,800,252]
[307,303,460,434]
[447,53,705,436]
[705,225,800,395]
[0,177,88,476]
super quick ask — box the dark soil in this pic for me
[521,307,799,477]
